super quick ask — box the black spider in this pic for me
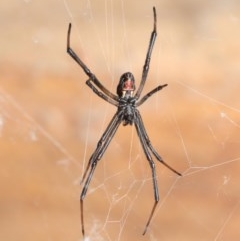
[67,7,181,236]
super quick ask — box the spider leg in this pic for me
[80,110,123,236]
[136,84,168,107]
[135,7,157,100]
[134,110,181,235]
[67,23,118,101]
[86,79,119,106]
[81,110,122,183]
[136,111,182,176]
[134,113,160,235]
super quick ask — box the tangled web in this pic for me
[1,0,240,241]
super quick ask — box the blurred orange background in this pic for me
[1,0,240,240]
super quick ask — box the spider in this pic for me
[67,6,181,236]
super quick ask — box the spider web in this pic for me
[1,0,240,241]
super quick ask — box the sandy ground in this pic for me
[1,0,240,241]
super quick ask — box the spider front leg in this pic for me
[134,113,159,235]
[80,110,123,236]
[134,110,181,235]
[136,111,182,176]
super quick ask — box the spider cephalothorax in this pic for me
[67,6,181,237]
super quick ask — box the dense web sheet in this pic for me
[1,0,240,241]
